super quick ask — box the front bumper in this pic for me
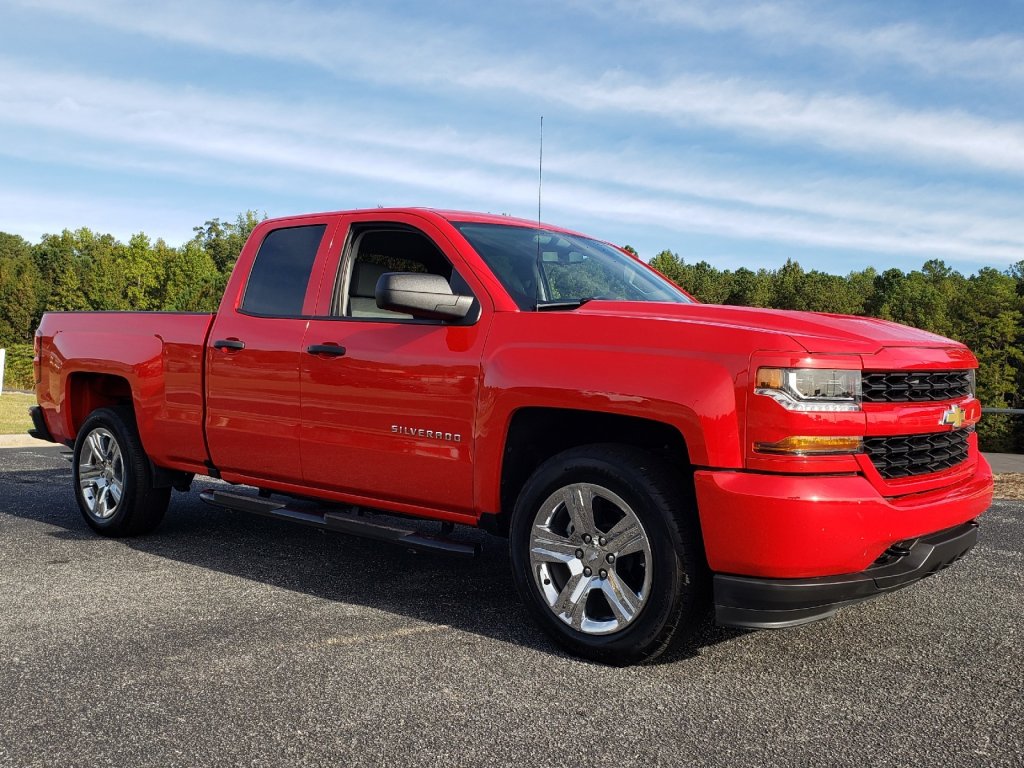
[693,455,992,578]
[714,521,978,628]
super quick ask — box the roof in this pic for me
[261,207,585,236]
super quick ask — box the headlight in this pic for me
[755,367,861,412]
[967,369,976,397]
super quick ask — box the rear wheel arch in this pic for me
[66,372,134,439]
[65,372,191,490]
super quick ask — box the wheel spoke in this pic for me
[530,527,579,565]
[553,572,594,628]
[95,484,110,517]
[605,514,645,557]
[87,432,105,462]
[108,479,123,505]
[567,586,591,630]
[78,464,103,481]
[562,485,596,536]
[602,570,643,625]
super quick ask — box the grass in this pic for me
[0,392,35,435]
[994,473,1024,501]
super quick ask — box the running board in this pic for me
[198,489,480,558]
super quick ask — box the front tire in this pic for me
[510,444,707,664]
[73,407,170,537]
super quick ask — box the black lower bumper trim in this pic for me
[714,521,979,629]
[27,406,57,443]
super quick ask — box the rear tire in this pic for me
[510,444,708,665]
[73,407,170,537]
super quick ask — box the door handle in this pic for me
[306,344,347,357]
[213,339,245,351]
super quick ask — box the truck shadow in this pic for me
[3,462,745,665]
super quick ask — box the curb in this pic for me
[0,434,58,449]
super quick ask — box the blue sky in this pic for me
[1,0,1023,274]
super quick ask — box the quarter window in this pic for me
[241,225,326,316]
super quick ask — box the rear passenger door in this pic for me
[206,218,337,483]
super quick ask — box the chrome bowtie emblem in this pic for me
[938,404,966,429]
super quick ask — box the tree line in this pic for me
[1,214,1020,448]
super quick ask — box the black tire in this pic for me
[73,406,170,537]
[510,444,708,665]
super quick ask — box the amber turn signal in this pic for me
[756,367,785,389]
[754,435,863,456]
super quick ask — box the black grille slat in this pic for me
[864,430,970,479]
[862,371,971,403]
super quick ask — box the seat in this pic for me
[348,260,412,319]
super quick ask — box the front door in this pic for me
[299,215,490,516]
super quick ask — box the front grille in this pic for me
[864,430,970,479]
[862,370,971,403]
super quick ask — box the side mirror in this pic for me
[375,272,474,321]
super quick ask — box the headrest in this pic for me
[352,260,388,297]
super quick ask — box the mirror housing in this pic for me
[375,272,474,321]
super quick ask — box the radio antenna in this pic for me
[537,115,544,227]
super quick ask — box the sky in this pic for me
[1,0,1023,275]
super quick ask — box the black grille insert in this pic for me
[864,430,970,479]
[862,371,971,403]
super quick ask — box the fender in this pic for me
[474,310,803,515]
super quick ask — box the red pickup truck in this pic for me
[31,208,993,663]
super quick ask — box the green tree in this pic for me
[34,231,89,312]
[790,271,864,314]
[0,233,40,344]
[191,210,263,273]
[726,267,773,307]
[771,259,805,310]
[161,241,221,312]
[649,250,685,284]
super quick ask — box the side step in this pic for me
[198,489,480,558]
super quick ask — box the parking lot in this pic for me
[1,444,1021,767]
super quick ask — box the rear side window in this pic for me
[241,224,326,316]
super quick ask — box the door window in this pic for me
[335,228,472,320]
[241,224,326,316]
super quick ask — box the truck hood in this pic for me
[576,301,961,354]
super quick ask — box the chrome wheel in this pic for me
[529,482,653,635]
[78,427,125,520]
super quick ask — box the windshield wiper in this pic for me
[535,298,596,311]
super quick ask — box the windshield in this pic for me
[453,223,692,310]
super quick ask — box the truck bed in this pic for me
[35,312,216,474]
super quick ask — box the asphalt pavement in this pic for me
[1,445,1021,767]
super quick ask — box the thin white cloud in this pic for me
[14,0,1024,178]
[1,59,1022,264]
[547,72,1024,176]
[587,0,1024,84]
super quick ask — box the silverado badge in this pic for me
[938,404,967,429]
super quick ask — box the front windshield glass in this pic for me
[453,223,692,310]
